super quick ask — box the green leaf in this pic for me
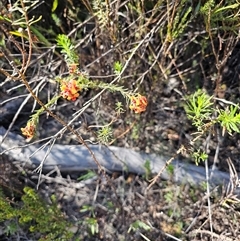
[184,89,213,129]
[52,0,59,12]
[56,34,79,64]
[217,105,240,135]
[214,3,240,14]
[77,170,96,181]
[128,220,151,233]
[113,61,123,74]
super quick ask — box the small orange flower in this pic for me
[129,94,148,113]
[21,121,36,140]
[60,79,81,101]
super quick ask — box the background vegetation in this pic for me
[1,0,240,240]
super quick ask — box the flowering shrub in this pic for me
[21,35,148,142]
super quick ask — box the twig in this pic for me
[204,133,213,239]
[190,229,233,241]
[147,145,185,190]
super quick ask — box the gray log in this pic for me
[0,127,238,190]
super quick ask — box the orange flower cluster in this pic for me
[21,121,36,140]
[129,94,148,113]
[60,79,81,101]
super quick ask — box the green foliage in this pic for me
[115,102,125,116]
[0,187,73,240]
[214,2,240,14]
[184,88,240,168]
[167,0,193,41]
[97,126,113,144]
[130,122,140,140]
[200,0,215,13]
[51,13,62,28]
[77,170,97,181]
[4,221,18,236]
[164,191,174,203]
[114,61,123,75]
[184,89,213,131]
[143,160,152,180]
[200,0,240,32]
[84,217,99,235]
[128,220,152,241]
[185,89,240,136]
[192,150,208,166]
[80,204,95,214]
[52,0,59,12]
[166,163,174,176]
[0,192,17,221]
[128,220,152,240]
[92,0,110,27]
[217,105,240,135]
[128,220,151,233]
[8,0,42,26]
[79,204,99,236]
[56,34,79,64]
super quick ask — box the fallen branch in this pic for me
[0,127,238,190]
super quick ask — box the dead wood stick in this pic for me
[0,127,238,190]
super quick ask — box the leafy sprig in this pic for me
[185,89,240,136]
[184,89,213,131]
[56,34,79,64]
[218,105,240,135]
